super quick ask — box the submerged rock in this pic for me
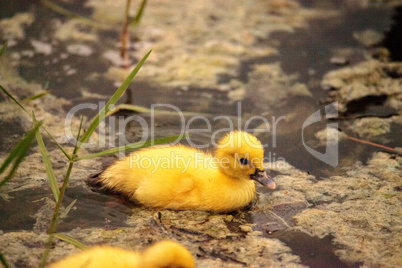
[246,63,298,111]
[315,127,347,146]
[0,13,34,41]
[321,60,402,112]
[353,29,384,48]
[349,117,392,137]
[330,57,350,66]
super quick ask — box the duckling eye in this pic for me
[239,158,249,165]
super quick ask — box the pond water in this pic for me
[0,1,400,267]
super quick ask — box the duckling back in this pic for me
[48,246,140,268]
[48,241,195,268]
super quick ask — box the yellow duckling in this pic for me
[49,240,195,268]
[91,131,276,212]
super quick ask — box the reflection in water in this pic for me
[269,231,360,268]
[0,188,47,232]
[58,186,136,232]
[0,186,136,232]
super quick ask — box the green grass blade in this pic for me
[0,124,40,189]
[0,250,10,268]
[60,199,77,219]
[106,103,214,117]
[73,116,84,157]
[0,84,28,114]
[41,126,71,161]
[106,104,151,117]
[124,0,132,26]
[0,43,7,58]
[130,0,147,27]
[75,135,184,161]
[52,233,87,250]
[33,113,60,202]
[0,123,40,176]
[21,91,50,103]
[40,0,82,19]
[0,84,70,160]
[78,50,151,151]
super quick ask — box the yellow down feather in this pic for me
[95,131,269,212]
[49,240,195,268]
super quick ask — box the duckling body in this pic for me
[92,131,276,212]
[49,246,140,268]
[49,241,195,268]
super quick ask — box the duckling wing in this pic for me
[131,145,214,210]
[134,174,200,209]
[95,145,216,210]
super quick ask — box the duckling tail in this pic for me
[87,171,104,188]
[87,172,122,196]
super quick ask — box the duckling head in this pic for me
[139,241,195,268]
[215,131,276,189]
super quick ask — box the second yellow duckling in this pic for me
[49,240,195,268]
[91,131,276,212]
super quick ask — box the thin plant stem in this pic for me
[39,161,74,268]
[346,135,395,152]
[77,50,151,150]
[0,42,8,58]
[130,0,147,27]
[40,118,83,267]
[0,250,10,268]
[120,0,131,66]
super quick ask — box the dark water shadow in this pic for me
[57,185,137,232]
[269,230,362,268]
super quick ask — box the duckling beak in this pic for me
[250,169,276,190]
